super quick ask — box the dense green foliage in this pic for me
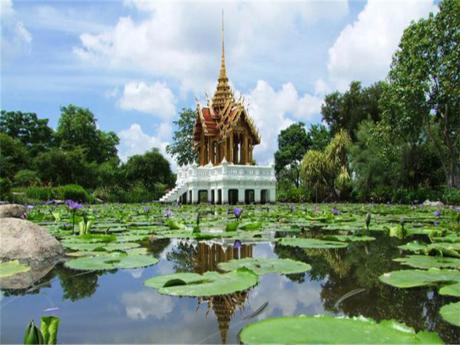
[280,0,459,202]
[166,108,198,166]
[0,106,174,202]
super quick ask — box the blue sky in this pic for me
[1,0,437,168]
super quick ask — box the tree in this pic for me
[275,122,311,187]
[0,133,28,180]
[166,108,198,166]
[55,105,119,164]
[321,81,384,140]
[0,111,54,156]
[300,130,351,201]
[123,148,174,190]
[308,124,331,151]
[382,0,460,187]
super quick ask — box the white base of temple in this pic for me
[160,160,276,204]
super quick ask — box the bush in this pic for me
[25,186,54,201]
[0,177,12,201]
[14,169,41,187]
[24,184,92,203]
[54,184,92,203]
[442,187,460,204]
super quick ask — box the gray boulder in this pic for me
[0,204,27,218]
[0,218,64,266]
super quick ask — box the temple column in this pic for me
[208,138,213,164]
[238,188,245,203]
[254,188,261,203]
[248,142,253,164]
[199,134,205,165]
[243,135,249,165]
[222,187,228,204]
[229,134,234,164]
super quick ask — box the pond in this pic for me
[1,203,459,344]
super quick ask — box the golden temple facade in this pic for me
[193,16,260,166]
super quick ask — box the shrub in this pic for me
[13,169,41,187]
[25,186,54,201]
[0,177,12,201]
[54,184,92,203]
[442,187,460,205]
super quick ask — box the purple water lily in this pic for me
[144,206,150,213]
[331,207,341,216]
[233,207,243,220]
[455,207,460,212]
[27,205,34,210]
[164,208,173,218]
[433,210,441,217]
[233,240,242,249]
[65,200,83,210]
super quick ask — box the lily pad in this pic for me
[65,253,158,271]
[439,302,460,327]
[379,268,460,288]
[279,237,348,249]
[394,255,460,270]
[439,282,460,297]
[239,315,443,344]
[324,235,376,242]
[0,260,30,278]
[218,258,311,275]
[144,268,258,297]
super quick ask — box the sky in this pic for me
[1,0,438,169]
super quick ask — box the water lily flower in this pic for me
[433,210,441,217]
[233,240,242,249]
[331,207,341,216]
[144,206,150,213]
[233,207,243,220]
[65,200,82,210]
[455,207,460,212]
[433,221,439,227]
[27,205,34,210]
[289,204,295,213]
[164,208,173,218]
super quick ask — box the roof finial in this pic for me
[219,9,226,79]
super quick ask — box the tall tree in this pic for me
[308,124,331,151]
[275,122,311,187]
[0,133,29,180]
[382,0,460,187]
[321,81,384,140]
[166,108,198,166]
[124,148,174,190]
[55,105,119,164]
[0,111,53,155]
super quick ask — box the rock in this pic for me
[0,261,56,290]
[0,204,27,218]
[423,200,444,207]
[0,218,64,266]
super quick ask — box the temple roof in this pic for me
[193,13,260,146]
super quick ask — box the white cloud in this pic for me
[75,0,349,95]
[328,0,436,91]
[244,80,322,165]
[121,290,174,320]
[118,81,176,118]
[117,123,170,162]
[1,0,32,58]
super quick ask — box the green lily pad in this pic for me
[0,260,31,278]
[65,253,158,271]
[63,241,140,252]
[379,268,460,288]
[279,237,348,249]
[144,268,258,297]
[439,302,460,327]
[399,241,460,258]
[394,255,460,270]
[324,235,375,242]
[439,282,460,297]
[239,222,263,231]
[218,258,311,275]
[239,315,443,344]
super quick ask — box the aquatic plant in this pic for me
[66,199,83,235]
[331,207,340,216]
[433,210,441,217]
[164,208,173,218]
[365,212,371,233]
[234,207,243,220]
[24,316,60,345]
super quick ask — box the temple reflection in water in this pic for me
[168,241,254,343]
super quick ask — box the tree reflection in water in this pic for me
[275,233,459,344]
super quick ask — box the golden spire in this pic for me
[212,9,233,112]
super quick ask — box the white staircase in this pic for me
[159,183,187,203]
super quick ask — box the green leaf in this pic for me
[0,260,30,278]
[323,235,375,242]
[439,282,460,297]
[40,316,59,345]
[239,222,263,231]
[439,302,460,327]
[225,221,239,232]
[279,237,348,249]
[394,255,460,270]
[144,268,258,297]
[239,315,444,344]
[64,253,158,271]
[218,258,311,275]
[379,268,460,288]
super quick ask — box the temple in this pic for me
[160,14,276,204]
